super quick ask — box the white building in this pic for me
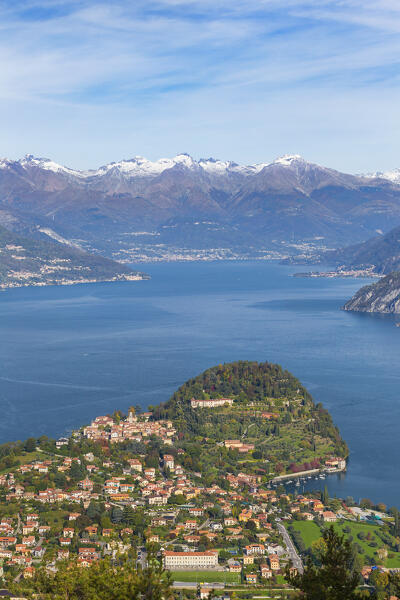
[190,398,233,409]
[163,550,218,569]
[163,455,175,470]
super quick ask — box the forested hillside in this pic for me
[153,361,347,480]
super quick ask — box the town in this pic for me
[0,400,395,599]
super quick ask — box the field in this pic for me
[0,450,43,475]
[288,520,400,568]
[170,571,240,583]
[288,521,321,546]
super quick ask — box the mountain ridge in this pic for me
[2,152,400,262]
[3,152,400,185]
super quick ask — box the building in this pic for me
[190,398,233,409]
[325,457,346,470]
[260,564,272,578]
[163,455,175,470]
[260,412,279,419]
[245,544,265,555]
[163,550,218,569]
[322,511,337,523]
[129,459,142,473]
[269,554,280,570]
[224,440,254,453]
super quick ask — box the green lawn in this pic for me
[170,571,240,583]
[335,522,400,568]
[288,521,321,546]
[288,520,400,568]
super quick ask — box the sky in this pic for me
[0,0,400,172]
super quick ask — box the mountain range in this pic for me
[2,153,400,261]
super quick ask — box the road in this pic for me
[277,522,303,574]
[16,512,21,535]
[198,517,210,530]
[173,581,224,590]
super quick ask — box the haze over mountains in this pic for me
[2,153,400,262]
[0,225,146,289]
[312,224,400,275]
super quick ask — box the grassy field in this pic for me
[170,571,240,583]
[41,508,69,527]
[0,450,43,475]
[288,521,321,546]
[288,520,400,568]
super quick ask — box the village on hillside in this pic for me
[0,398,396,599]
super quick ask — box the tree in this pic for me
[391,507,400,537]
[111,506,123,524]
[70,461,86,482]
[245,519,256,531]
[13,554,173,600]
[287,526,361,600]
[123,505,136,525]
[24,437,37,452]
[86,501,101,521]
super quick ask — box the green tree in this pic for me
[123,505,136,525]
[287,526,361,600]
[70,461,86,482]
[111,506,123,524]
[24,437,37,452]
[13,554,173,600]
[391,507,400,537]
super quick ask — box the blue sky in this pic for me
[0,0,399,171]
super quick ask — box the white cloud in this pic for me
[0,0,399,170]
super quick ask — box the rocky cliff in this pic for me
[343,272,400,313]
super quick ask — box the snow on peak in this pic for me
[173,153,196,166]
[198,157,244,174]
[363,168,400,185]
[0,152,325,180]
[19,155,84,177]
[0,157,14,169]
[96,154,198,177]
[272,154,304,166]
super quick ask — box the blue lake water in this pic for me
[0,261,399,505]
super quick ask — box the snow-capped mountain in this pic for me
[0,152,317,180]
[1,152,400,185]
[1,151,400,261]
[363,168,400,185]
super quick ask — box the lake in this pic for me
[0,261,399,505]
